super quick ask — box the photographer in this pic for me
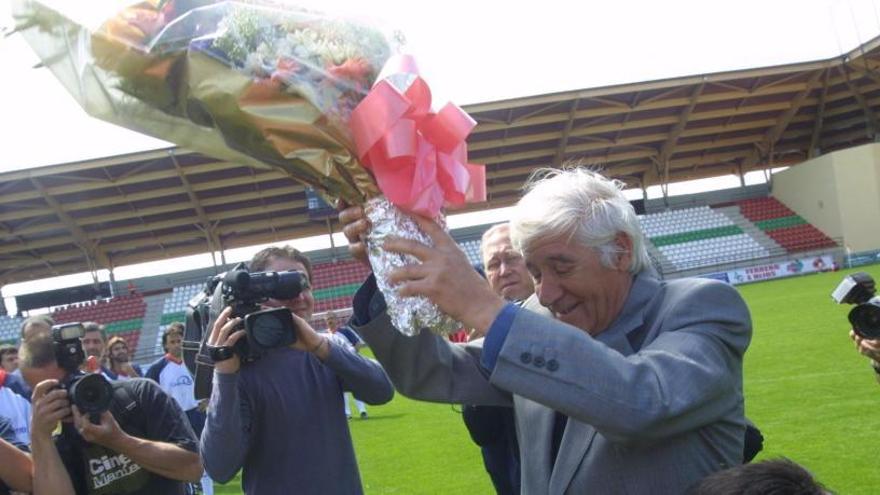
[21,332,202,495]
[200,246,394,495]
[834,272,880,382]
[850,330,880,382]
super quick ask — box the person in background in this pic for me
[80,322,108,370]
[0,415,32,494]
[0,346,19,373]
[458,222,533,495]
[326,311,370,420]
[146,322,213,495]
[104,335,143,380]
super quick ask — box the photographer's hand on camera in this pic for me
[287,312,331,360]
[850,329,880,370]
[71,406,124,448]
[31,379,71,438]
[209,307,247,374]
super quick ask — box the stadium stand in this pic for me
[459,239,483,267]
[640,206,769,271]
[736,198,837,253]
[0,315,24,344]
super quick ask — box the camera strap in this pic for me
[108,384,146,439]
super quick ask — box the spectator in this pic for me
[0,346,18,373]
[0,415,32,494]
[81,322,110,374]
[459,222,529,495]
[104,336,143,380]
[146,322,213,495]
[327,312,370,420]
[0,357,31,445]
[20,315,52,342]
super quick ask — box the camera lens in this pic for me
[849,301,880,340]
[247,308,296,350]
[251,312,289,348]
[69,374,114,414]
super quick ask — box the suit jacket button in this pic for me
[533,356,545,368]
[520,352,532,364]
[546,359,559,372]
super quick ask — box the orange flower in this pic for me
[327,58,372,82]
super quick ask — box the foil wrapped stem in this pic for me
[364,196,462,337]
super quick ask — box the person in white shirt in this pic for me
[146,323,213,495]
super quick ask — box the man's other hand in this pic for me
[339,204,371,267]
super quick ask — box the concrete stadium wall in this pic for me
[773,143,880,252]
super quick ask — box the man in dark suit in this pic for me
[340,168,752,494]
[462,222,533,494]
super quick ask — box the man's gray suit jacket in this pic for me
[354,271,752,494]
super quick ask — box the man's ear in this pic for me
[613,232,633,271]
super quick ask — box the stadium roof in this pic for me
[3,35,880,285]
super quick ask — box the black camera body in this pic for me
[51,323,114,424]
[832,272,880,339]
[183,264,309,399]
[220,267,308,361]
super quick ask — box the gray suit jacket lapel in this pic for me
[546,272,658,493]
[517,397,556,492]
[549,419,596,494]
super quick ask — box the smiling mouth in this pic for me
[553,303,580,317]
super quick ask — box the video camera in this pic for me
[183,263,309,399]
[832,272,880,339]
[51,323,114,424]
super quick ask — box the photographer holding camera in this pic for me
[832,272,880,382]
[21,326,202,495]
[200,246,394,495]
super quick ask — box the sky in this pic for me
[1,0,879,310]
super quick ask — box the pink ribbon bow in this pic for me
[349,55,486,217]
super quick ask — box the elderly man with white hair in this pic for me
[340,168,752,494]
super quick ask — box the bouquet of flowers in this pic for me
[13,0,485,336]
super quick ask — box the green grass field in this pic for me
[214,265,880,494]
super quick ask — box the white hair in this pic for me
[509,167,650,274]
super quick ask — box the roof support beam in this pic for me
[658,82,705,178]
[552,99,580,166]
[809,69,832,158]
[841,65,879,138]
[169,154,223,261]
[29,177,112,270]
[740,69,825,169]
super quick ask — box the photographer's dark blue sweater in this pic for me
[200,339,393,494]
